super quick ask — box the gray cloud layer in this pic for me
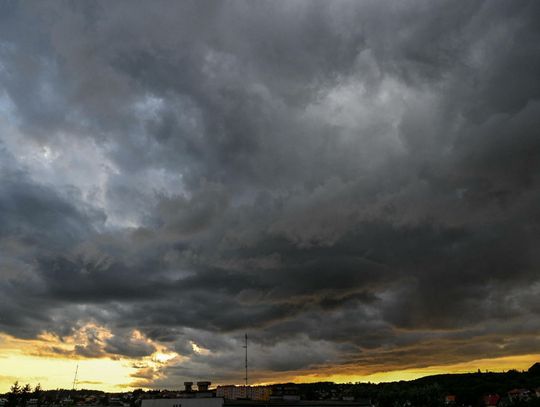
[1,0,540,387]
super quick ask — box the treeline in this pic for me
[1,383,108,407]
[4,382,43,407]
[295,363,540,406]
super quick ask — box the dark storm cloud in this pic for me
[0,145,106,338]
[104,333,157,358]
[1,0,540,384]
[0,147,102,247]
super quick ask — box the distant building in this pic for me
[216,386,234,400]
[250,386,271,401]
[216,386,271,401]
[269,384,300,401]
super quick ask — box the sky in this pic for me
[1,0,540,392]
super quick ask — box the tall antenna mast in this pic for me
[72,364,79,390]
[243,333,248,387]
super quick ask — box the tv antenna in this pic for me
[72,364,79,390]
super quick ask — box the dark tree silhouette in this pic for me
[20,384,31,407]
[8,381,21,407]
[33,384,42,407]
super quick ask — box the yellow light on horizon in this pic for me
[0,351,134,392]
[2,329,539,393]
[280,353,540,385]
[0,330,179,393]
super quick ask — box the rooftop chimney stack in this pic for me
[197,381,211,392]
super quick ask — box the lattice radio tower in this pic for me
[72,363,79,390]
[243,333,248,387]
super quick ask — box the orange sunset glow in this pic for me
[2,328,540,392]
